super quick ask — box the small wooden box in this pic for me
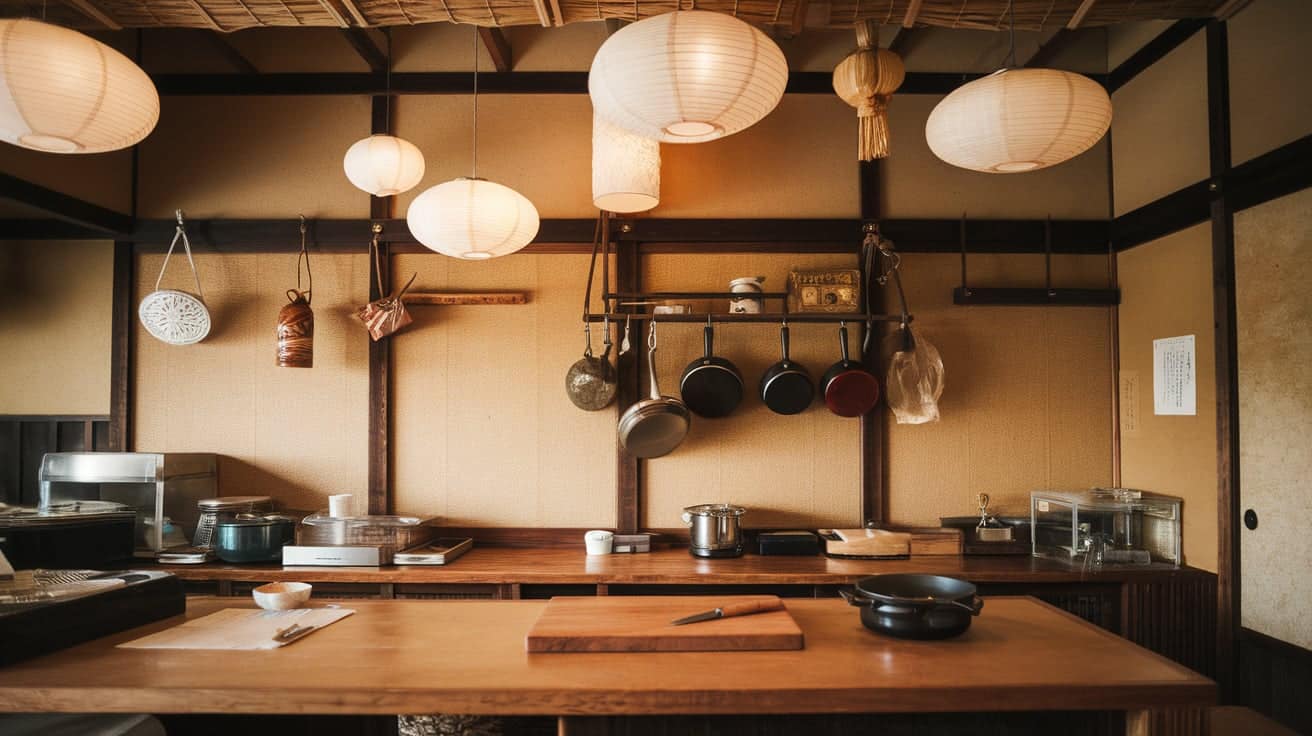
[788,269,862,314]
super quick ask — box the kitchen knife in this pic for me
[671,598,786,626]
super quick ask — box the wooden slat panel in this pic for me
[0,422,20,505]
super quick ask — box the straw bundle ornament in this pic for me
[831,20,904,161]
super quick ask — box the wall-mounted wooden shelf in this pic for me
[585,312,907,324]
[403,292,528,306]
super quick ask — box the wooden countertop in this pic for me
[158,547,1212,585]
[0,596,1214,715]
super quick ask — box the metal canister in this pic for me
[195,496,274,548]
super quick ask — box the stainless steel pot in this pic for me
[213,514,296,563]
[681,504,745,558]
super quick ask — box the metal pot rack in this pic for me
[953,215,1121,307]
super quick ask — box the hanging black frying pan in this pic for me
[759,322,814,415]
[821,322,880,417]
[679,320,744,418]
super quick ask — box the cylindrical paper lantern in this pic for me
[343,135,426,196]
[406,178,540,260]
[925,68,1112,173]
[592,114,660,213]
[0,19,159,153]
[588,10,788,144]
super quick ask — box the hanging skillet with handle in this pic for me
[821,321,880,417]
[679,318,743,418]
[759,321,814,415]
[618,320,691,458]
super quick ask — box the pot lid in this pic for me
[198,496,274,509]
[682,503,745,517]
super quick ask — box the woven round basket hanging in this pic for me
[138,210,211,345]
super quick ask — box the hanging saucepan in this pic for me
[618,321,690,458]
[821,322,880,417]
[839,573,983,640]
[679,319,743,418]
[759,322,814,415]
[566,318,617,411]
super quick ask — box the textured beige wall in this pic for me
[1116,224,1217,572]
[136,96,371,219]
[0,147,134,214]
[1112,32,1209,216]
[1106,21,1173,71]
[1235,188,1312,649]
[885,253,1114,524]
[391,253,616,527]
[133,252,370,512]
[0,241,114,415]
[1227,0,1312,165]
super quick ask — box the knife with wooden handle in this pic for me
[670,598,786,626]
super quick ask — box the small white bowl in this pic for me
[253,582,312,611]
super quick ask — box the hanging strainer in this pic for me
[138,210,211,345]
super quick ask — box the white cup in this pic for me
[328,494,354,518]
[584,530,614,555]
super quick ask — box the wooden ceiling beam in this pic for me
[478,27,513,73]
[529,0,552,27]
[337,0,370,27]
[901,0,922,28]
[342,28,388,73]
[547,0,565,26]
[62,0,122,30]
[887,26,921,56]
[1213,0,1254,21]
[314,0,352,28]
[787,0,809,38]
[183,0,225,31]
[1066,0,1097,29]
[205,30,259,73]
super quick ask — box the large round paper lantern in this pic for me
[589,10,788,144]
[343,135,425,196]
[406,178,540,260]
[0,19,159,154]
[592,114,659,213]
[925,68,1112,173]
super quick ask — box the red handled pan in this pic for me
[821,322,880,417]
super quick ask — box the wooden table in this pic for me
[0,596,1213,720]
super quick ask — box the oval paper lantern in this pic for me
[592,114,660,213]
[0,19,159,154]
[343,135,426,196]
[406,178,540,260]
[925,68,1112,173]
[589,10,788,144]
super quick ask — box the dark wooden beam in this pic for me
[1112,180,1211,251]
[1107,19,1208,93]
[204,30,258,74]
[367,94,392,516]
[342,28,387,73]
[952,287,1121,306]
[0,172,133,235]
[0,219,112,239]
[150,70,1023,97]
[615,236,640,534]
[1206,19,1240,705]
[108,242,133,452]
[1023,29,1079,68]
[1228,133,1312,212]
[857,158,883,527]
[886,26,920,57]
[477,27,513,73]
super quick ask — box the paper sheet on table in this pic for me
[118,607,354,650]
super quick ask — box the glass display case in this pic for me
[1031,488,1182,567]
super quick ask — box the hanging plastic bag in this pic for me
[883,323,944,424]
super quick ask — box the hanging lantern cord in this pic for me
[297,215,313,304]
[384,29,392,132]
[471,24,479,179]
[1006,0,1017,68]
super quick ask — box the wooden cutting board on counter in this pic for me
[525,595,804,653]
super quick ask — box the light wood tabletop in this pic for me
[0,596,1215,716]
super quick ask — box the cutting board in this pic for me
[525,596,804,653]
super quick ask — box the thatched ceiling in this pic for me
[3,0,1230,32]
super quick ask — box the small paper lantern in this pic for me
[406,178,540,260]
[589,10,788,144]
[592,114,660,213]
[0,19,159,154]
[832,22,904,161]
[343,135,426,197]
[925,68,1112,173]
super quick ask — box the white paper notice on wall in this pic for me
[1119,370,1141,435]
[1153,335,1197,416]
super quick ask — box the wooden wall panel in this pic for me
[133,252,370,512]
[1116,224,1218,572]
[1226,0,1312,165]
[1234,188,1312,650]
[884,253,1114,526]
[1112,32,1210,215]
[135,96,371,219]
[390,253,616,527]
[0,241,114,415]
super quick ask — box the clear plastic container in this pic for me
[1031,488,1181,567]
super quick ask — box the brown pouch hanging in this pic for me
[356,231,418,341]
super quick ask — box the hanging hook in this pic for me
[175,209,186,228]
[299,214,307,236]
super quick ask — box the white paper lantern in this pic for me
[343,135,426,196]
[0,19,158,154]
[925,68,1112,173]
[588,10,788,144]
[406,178,540,260]
[592,114,660,213]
